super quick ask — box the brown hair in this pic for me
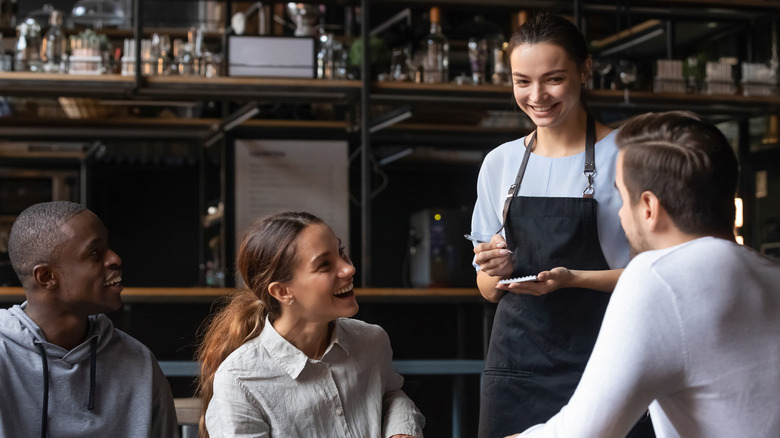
[506,11,591,108]
[195,211,324,437]
[507,12,589,68]
[616,111,739,237]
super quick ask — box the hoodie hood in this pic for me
[0,303,115,438]
[2,303,115,364]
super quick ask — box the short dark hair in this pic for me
[8,201,87,283]
[616,111,739,236]
[507,11,590,72]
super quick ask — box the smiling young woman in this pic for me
[468,12,655,438]
[196,211,425,438]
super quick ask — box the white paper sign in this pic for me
[234,139,350,257]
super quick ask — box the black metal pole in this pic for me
[198,143,206,285]
[360,0,372,287]
[574,0,582,31]
[133,0,142,91]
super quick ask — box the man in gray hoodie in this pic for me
[0,201,179,438]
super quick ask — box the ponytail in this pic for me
[196,289,268,438]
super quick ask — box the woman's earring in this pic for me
[289,298,295,305]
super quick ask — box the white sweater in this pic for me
[517,237,780,438]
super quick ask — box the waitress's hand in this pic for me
[473,234,514,278]
[497,267,573,296]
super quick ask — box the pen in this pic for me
[463,234,487,243]
[463,234,513,253]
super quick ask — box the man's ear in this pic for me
[640,191,665,232]
[32,264,57,290]
[268,281,292,303]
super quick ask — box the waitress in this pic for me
[470,12,654,438]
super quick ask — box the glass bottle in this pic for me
[154,33,171,76]
[0,33,10,71]
[41,10,65,73]
[468,38,487,85]
[316,32,334,79]
[421,7,448,84]
[177,42,195,76]
[14,19,43,72]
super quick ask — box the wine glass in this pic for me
[468,38,488,85]
[593,58,613,90]
[618,59,637,104]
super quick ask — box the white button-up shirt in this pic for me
[206,317,425,437]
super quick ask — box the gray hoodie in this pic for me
[0,303,180,438]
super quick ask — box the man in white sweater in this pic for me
[509,111,780,438]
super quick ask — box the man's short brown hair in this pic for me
[616,111,739,237]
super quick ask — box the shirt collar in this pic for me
[260,317,351,379]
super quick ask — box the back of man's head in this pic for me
[8,201,87,287]
[616,111,739,237]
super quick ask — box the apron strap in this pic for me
[497,130,535,234]
[583,115,597,198]
[497,115,598,233]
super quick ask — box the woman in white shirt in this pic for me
[197,211,425,438]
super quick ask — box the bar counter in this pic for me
[0,287,484,303]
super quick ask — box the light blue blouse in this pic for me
[471,130,630,270]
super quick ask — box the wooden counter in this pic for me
[0,287,484,304]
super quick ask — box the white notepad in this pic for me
[498,275,539,284]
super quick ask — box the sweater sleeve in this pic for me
[515,256,686,438]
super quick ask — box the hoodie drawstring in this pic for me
[88,336,97,410]
[34,336,97,438]
[34,341,49,438]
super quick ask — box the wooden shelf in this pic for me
[141,76,361,102]
[1,72,778,116]
[0,73,134,98]
[0,117,350,130]
[587,89,780,117]
[372,81,514,107]
[0,287,484,303]
[0,116,350,141]
[374,81,780,117]
[375,81,511,94]
[619,0,780,11]
[0,73,361,102]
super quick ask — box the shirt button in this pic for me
[335,407,343,416]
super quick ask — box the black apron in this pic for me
[478,117,654,437]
